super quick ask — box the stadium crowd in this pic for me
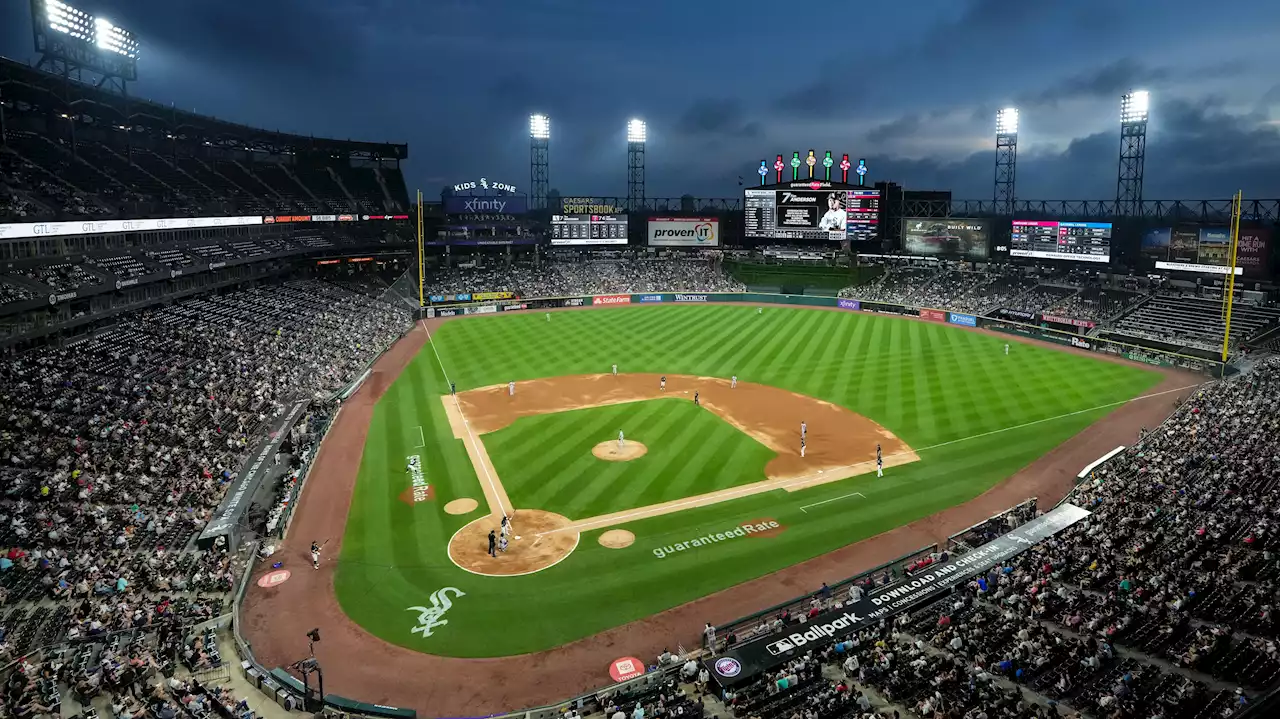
[425,258,745,298]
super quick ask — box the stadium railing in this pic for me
[944,497,1038,553]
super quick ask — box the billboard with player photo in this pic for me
[902,218,990,260]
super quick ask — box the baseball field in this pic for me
[327,303,1168,658]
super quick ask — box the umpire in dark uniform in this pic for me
[487,529,497,557]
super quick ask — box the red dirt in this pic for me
[239,304,1202,719]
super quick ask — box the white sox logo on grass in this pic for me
[407,587,465,638]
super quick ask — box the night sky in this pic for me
[3,0,1280,202]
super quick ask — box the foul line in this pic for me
[800,491,865,513]
[537,380,1204,537]
[413,425,425,449]
[419,319,508,518]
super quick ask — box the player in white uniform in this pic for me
[618,430,625,449]
[498,533,509,552]
[500,514,512,538]
[801,421,807,439]
[660,376,666,391]
[757,307,762,315]
[612,363,618,377]
[508,381,515,396]
[1004,343,1010,356]
[731,375,737,389]
[876,443,883,477]
[546,313,550,322]
[817,192,847,231]
[800,437,806,458]
[310,541,322,570]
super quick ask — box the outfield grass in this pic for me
[334,305,1165,657]
[487,399,777,518]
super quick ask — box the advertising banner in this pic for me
[500,303,529,312]
[1237,227,1272,277]
[996,309,1038,322]
[0,215,264,240]
[472,291,515,302]
[634,294,666,303]
[920,308,947,322]
[948,312,977,327]
[674,294,710,303]
[1041,314,1096,329]
[647,217,720,247]
[469,305,497,315]
[563,297,587,307]
[837,298,861,311]
[1069,337,1092,350]
[560,197,622,214]
[858,302,907,316]
[902,218,990,260]
[708,503,1092,686]
[444,196,528,215]
[593,294,631,306]
[435,308,459,317]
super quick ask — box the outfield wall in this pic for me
[423,291,1228,377]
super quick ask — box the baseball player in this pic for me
[546,313,550,322]
[757,308,762,315]
[310,541,322,570]
[876,443,883,478]
[612,363,618,377]
[1004,343,1010,356]
[450,382,456,395]
[660,375,666,391]
[800,437,806,458]
[618,429,625,450]
[731,375,737,389]
[500,514,512,538]
[499,533,509,552]
[508,380,515,396]
[801,421,807,439]
[693,391,700,407]
[406,457,417,473]
[487,530,497,557]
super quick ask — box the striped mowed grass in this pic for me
[334,304,1164,657]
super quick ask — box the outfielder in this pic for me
[660,375,666,391]
[731,375,737,389]
[612,363,618,377]
[618,429,625,450]
[546,313,550,322]
[310,541,322,570]
[876,443,883,478]
[1004,343,1010,356]
[508,380,516,396]
[757,308,762,315]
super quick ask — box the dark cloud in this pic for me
[674,98,762,139]
[865,114,923,144]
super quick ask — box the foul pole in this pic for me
[1220,190,1242,362]
[416,190,425,309]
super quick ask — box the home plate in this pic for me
[515,536,522,540]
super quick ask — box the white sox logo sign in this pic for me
[407,587,466,638]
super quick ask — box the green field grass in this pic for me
[333,305,1165,657]
[488,399,777,518]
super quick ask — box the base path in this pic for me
[239,308,1203,719]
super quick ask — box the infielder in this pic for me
[660,375,666,391]
[508,380,515,396]
[310,541,322,570]
[801,421,807,439]
[693,391,700,406]
[876,443,883,478]
[800,437,806,458]
[731,375,737,389]
[618,429,625,450]
[612,363,618,377]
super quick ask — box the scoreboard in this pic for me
[744,185,880,241]
[1010,221,1112,263]
[550,215,629,245]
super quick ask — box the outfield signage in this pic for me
[948,312,977,327]
[674,294,709,303]
[470,305,497,315]
[436,308,459,317]
[997,309,1038,322]
[1041,313,1096,329]
[920,308,946,322]
[0,214,264,239]
[1070,337,1092,350]
[501,303,528,312]
[647,217,720,247]
[635,294,666,303]
[563,297,587,307]
[428,293,472,303]
[837,298,860,310]
[707,503,1092,686]
[472,291,515,301]
[593,294,631,306]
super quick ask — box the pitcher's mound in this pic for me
[599,529,635,549]
[448,510,580,577]
[593,440,648,462]
[444,498,478,515]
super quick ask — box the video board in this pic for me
[901,218,990,260]
[1010,221,1111,263]
[744,184,879,241]
[1140,226,1265,275]
[550,214,629,245]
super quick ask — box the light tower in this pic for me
[627,118,646,211]
[1116,90,1149,217]
[994,107,1019,217]
[529,114,550,210]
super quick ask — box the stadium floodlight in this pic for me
[627,118,647,144]
[996,107,1019,135]
[33,0,139,84]
[1121,90,1150,123]
[529,113,550,140]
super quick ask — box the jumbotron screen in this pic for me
[902,218,990,259]
[550,214,629,245]
[744,185,880,241]
[1010,220,1112,263]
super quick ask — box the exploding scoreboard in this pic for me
[745,184,880,241]
[550,214,629,245]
